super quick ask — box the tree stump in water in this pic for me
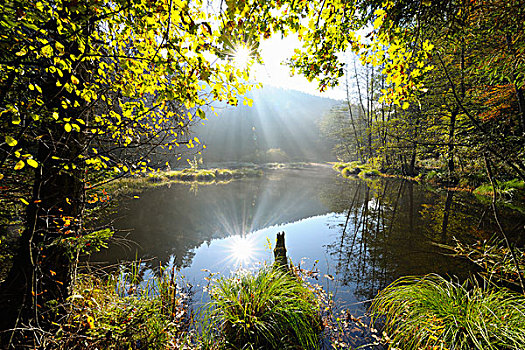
[273,231,289,271]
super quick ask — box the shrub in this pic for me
[371,274,525,350]
[204,267,322,349]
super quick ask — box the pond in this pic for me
[91,165,524,318]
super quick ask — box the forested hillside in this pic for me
[194,86,338,163]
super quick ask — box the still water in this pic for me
[92,166,524,315]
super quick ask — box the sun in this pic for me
[231,44,252,70]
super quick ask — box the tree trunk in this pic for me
[447,108,458,185]
[0,33,87,343]
[0,127,84,346]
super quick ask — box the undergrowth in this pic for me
[46,263,193,349]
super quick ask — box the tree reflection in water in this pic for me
[321,176,524,304]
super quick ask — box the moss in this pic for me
[360,168,381,178]
[474,179,525,200]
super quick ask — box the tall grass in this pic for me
[47,264,193,349]
[371,274,525,350]
[202,267,322,350]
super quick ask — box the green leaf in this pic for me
[197,109,206,119]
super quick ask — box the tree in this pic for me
[284,0,524,182]
[0,0,258,343]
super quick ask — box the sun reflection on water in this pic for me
[227,235,258,266]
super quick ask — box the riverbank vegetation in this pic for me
[105,162,319,197]
[333,161,525,203]
[30,261,380,349]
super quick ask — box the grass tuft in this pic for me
[203,267,322,349]
[371,274,525,350]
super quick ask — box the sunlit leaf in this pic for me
[14,160,25,170]
[15,47,28,56]
[27,159,38,168]
[5,136,17,147]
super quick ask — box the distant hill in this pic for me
[194,86,339,164]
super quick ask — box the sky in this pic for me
[251,34,347,101]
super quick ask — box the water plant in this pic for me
[203,267,322,349]
[371,274,525,350]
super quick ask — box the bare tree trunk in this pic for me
[345,66,362,161]
[447,108,458,184]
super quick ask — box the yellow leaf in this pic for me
[64,123,72,132]
[86,316,95,329]
[20,198,29,205]
[402,101,410,109]
[5,136,17,147]
[27,159,38,168]
[14,160,25,170]
[41,45,53,57]
[71,76,79,85]
[55,41,65,54]
[16,47,28,56]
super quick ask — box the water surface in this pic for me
[93,166,525,316]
